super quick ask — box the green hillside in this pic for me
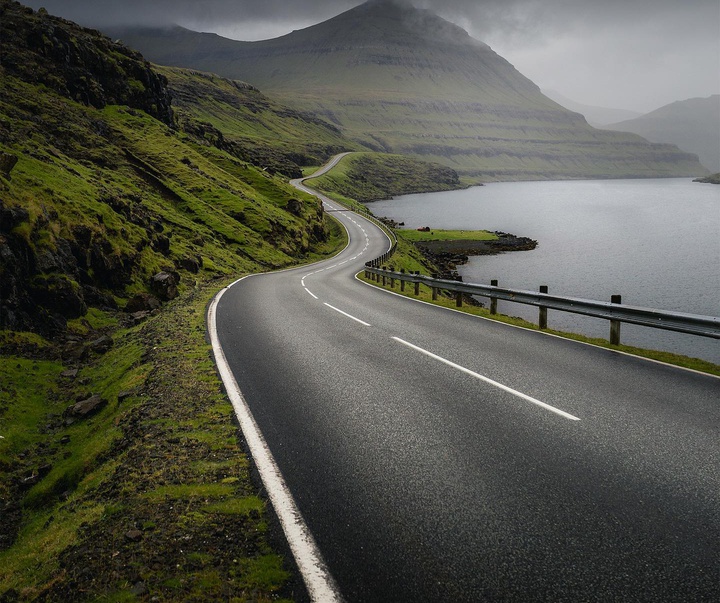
[305,152,463,202]
[0,1,354,599]
[109,0,708,183]
[158,65,360,178]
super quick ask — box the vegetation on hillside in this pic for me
[0,1,351,599]
[109,1,709,183]
[158,66,359,179]
[305,152,463,201]
[694,173,720,184]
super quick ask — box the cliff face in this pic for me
[0,0,172,125]
[109,0,708,182]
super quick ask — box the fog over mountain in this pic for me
[24,0,720,114]
[604,95,720,173]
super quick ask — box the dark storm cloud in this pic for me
[23,0,720,112]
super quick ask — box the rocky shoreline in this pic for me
[395,226,537,281]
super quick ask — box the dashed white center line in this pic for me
[305,288,318,299]
[324,303,371,327]
[392,337,580,421]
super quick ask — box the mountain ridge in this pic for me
[604,95,720,172]
[107,0,707,182]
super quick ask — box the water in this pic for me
[370,178,720,364]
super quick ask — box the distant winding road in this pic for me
[210,155,720,602]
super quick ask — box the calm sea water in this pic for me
[371,178,720,364]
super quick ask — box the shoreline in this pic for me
[405,230,537,280]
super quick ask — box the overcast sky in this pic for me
[26,0,720,113]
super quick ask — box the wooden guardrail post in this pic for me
[456,291,462,307]
[490,280,498,315]
[414,272,420,296]
[539,285,548,329]
[400,269,406,292]
[382,271,386,286]
[432,287,438,300]
[610,295,622,345]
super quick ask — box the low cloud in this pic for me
[24,0,720,112]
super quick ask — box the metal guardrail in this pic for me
[364,265,720,344]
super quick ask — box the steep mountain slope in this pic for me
[109,0,707,182]
[0,1,344,337]
[604,95,720,172]
[0,2,357,598]
[542,90,643,127]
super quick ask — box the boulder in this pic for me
[71,394,106,418]
[125,292,161,313]
[86,335,113,354]
[0,152,18,177]
[150,271,179,301]
[286,198,303,215]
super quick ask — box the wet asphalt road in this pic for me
[215,177,720,602]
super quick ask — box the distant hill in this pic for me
[106,0,707,182]
[542,90,643,127]
[604,95,720,172]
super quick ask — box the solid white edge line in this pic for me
[392,336,581,421]
[324,303,371,327]
[208,286,343,602]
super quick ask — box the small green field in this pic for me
[397,229,498,243]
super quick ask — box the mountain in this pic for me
[107,0,707,182]
[542,90,643,127]
[603,95,720,172]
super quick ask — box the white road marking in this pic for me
[305,288,319,299]
[392,337,581,421]
[208,285,342,602]
[324,303,371,327]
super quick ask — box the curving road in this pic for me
[211,156,720,602]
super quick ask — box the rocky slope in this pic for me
[108,0,708,182]
[0,1,361,598]
[0,0,345,338]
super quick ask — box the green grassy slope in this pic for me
[109,1,708,182]
[0,2,351,599]
[305,152,463,202]
[159,66,361,178]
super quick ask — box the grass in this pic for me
[305,151,462,201]
[397,229,498,243]
[1,272,348,599]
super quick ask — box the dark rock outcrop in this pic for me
[0,152,18,177]
[70,394,107,418]
[125,293,161,313]
[0,0,173,125]
[150,271,179,301]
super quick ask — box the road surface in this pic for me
[211,157,720,602]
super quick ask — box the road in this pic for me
[211,157,720,602]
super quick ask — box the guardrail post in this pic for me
[414,272,420,296]
[456,291,462,307]
[432,287,438,301]
[490,280,498,315]
[610,295,622,345]
[400,269,406,292]
[382,273,386,286]
[539,285,548,329]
